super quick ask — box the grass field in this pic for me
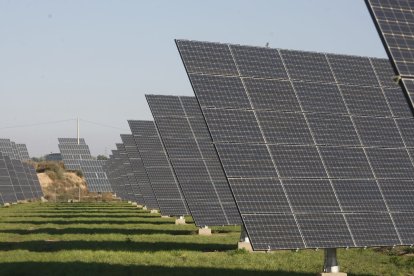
[0,202,412,276]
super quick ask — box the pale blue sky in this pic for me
[0,0,387,156]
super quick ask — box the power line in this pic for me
[0,118,76,130]
[79,119,129,132]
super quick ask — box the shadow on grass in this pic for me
[0,220,172,225]
[0,262,318,276]
[0,227,197,236]
[0,240,236,252]
[3,214,159,219]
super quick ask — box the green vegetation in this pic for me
[0,202,412,275]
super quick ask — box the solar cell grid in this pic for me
[365,0,414,112]
[177,39,414,249]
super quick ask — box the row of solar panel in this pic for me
[102,112,242,227]
[0,139,43,204]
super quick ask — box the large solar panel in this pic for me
[128,120,188,216]
[177,39,414,250]
[146,95,241,226]
[365,0,414,108]
[115,142,146,204]
[120,134,158,209]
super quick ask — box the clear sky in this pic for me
[0,0,387,157]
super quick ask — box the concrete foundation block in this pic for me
[131,202,137,206]
[198,227,212,236]
[127,201,132,204]
[136,205,143,208]
[161,215,170,218]
[3,203,10,208]
[237,241,253,252]
[175,218,186,225]
[319,273,347,276]
[150,209,158,214]
[142,206,148,210]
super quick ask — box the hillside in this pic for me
[34,161,111,202]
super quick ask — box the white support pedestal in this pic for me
[198,226,212,236]
[175,216,186,225]
[136,205,143,208]
[150,209,158,214]
[319,248,347,276]
[161,215,170,218]
[237,227,253,252]
[131,202,137,206]
[142,206,148,210]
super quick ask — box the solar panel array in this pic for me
[120,134,159,209]
[0,138,43,203]
[128,120,188,216]
[365,0,414,108]
[176,39,414,250]
[58,138,111,193]
[146,95,241,226]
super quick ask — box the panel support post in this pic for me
[175,215,186,225]
[238,226,253,252]
[320,248,347,276]
[198,226,212,236]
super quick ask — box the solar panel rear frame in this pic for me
[176,39,414,250]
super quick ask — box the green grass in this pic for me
[0,202,412,275]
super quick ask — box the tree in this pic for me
[97,155,108,160]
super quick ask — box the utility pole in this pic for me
[77,117,80,145]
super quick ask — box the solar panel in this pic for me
[115,142,146,205]
[103,155,126,199]
[0,152,18,204]
[128,120,188,216]
[0,139,35,201]
[120,134,158,209]
[11,159,34,200]
[112,146,136,201]
[4,156,24,201]
[146,95,241,226]
[365,0,414,109]
[78,160,111,193]
[58,138,111,193]
[177,39,414,250]
[16,144,31,161]
[58,138,93,171]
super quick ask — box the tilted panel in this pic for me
[128,120,188,216]
[177,39,414,249]
[121,134,158,209]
